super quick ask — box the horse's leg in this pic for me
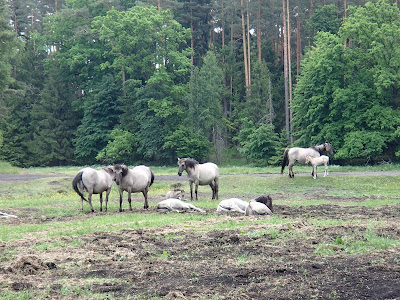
[195,181,199,201]
[119,189,124,212]
[99,193,103,212]
[288,162,294,178]
[128,190,132,211]
[190,182,194,200]
[88,192,95,212]
[313,166,317,179]
[142,188,149,209]
[209,183,215,199]
[81,197,84,211]
[214,178,219,200]
[324,163,328,177]
[105,188,111,211]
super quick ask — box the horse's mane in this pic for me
[254,195,273,212]
[311,142,333,155]
[183,158,199,169]
[311,143,326,154]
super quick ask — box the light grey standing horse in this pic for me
[305,155,329,179]
[177,158,219,201]
[72,167,114,212]
[281,142,333,178]
[112,164,154,211]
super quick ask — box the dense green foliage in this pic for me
[0,0,400,166]
[294,1,400,163]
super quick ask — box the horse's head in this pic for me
[177,158,186,176]
[324,142,334,156]
[255,195,273,212]
[177,158,199,176]
[112,164,129,185]
[305,155,311,164]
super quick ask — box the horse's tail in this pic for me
[149,169,155,187]
[281,149,289,174]
[72,171,87,201]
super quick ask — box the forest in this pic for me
[0,0,400,167]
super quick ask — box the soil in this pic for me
[1,172,400,299]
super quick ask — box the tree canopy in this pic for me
[1,0,400,166]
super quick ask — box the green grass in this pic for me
[1,164,400,249]
[4,162,400,176]
[314,229,400,256]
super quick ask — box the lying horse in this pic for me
[245,195,273,216]
[157,198,205,213]
[72,166,114,212]
[281,142,333,178]
[166,189,185,201]
[177,158,219,201]
[112,164,154,211]
[305,155,329,179]
[217,198,250,214]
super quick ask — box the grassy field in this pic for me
[1,162,400,299]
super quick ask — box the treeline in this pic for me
[0,0,399,166]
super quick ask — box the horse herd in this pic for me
[72,143,333,214]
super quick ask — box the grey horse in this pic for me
[112,164,154,211]
[281,142,333,178]
[72,166,114,212]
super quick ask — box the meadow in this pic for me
[0,162,400,299]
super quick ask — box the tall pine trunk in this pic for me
[257,0,262,62]
[286,0,293,143]
[241,0,249,94]
[296,11,301,77]
[246,0,251,89]
[282,0,290,142]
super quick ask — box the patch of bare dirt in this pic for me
[1,202,400,299]
[1,172,400,299]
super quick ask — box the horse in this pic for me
[177,158,219,201]
[245,195,273,216]
[156,198,205,213]
[305,155,329,179]
[166,189,185,201]
[72,166,114,212]
[217,198,249,214]
[281,142,333,178]
[112,164,154,211]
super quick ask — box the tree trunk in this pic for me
[241,0,249,93]
[257,0,262,62]
[246,0,251,89]
[190,0,194,64]
[221,0,228,117]
[296,12,302,78]
[282,0,290,142]
[286,0,293,143]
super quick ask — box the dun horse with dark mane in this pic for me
[177,158,219,201]
[281,142,333,178]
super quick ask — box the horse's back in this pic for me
[288,147,320,164]
[125,165,152,191]
[198,162,219,184]
[81,167,112,193]
[217,198,248,213]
